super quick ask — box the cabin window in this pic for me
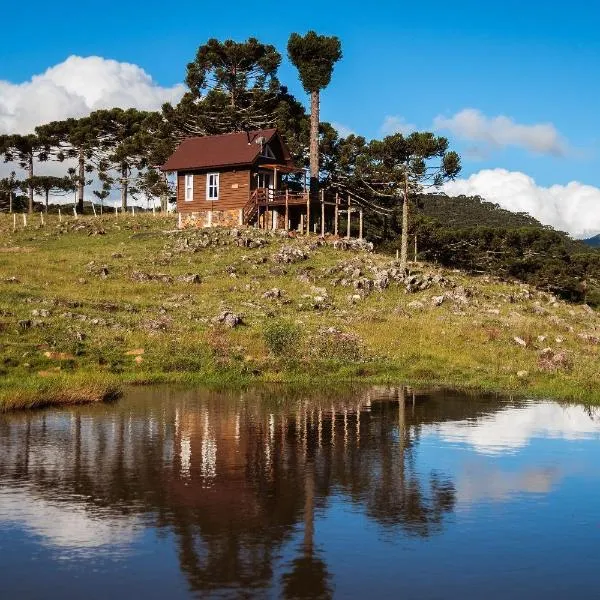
[261,143,276,159]
[184,174,194,202]
[206,173,219,200]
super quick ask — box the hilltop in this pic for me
[1,213,599,410]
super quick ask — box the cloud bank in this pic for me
[0,55,185,134]
[444,168,600,237]
[426,401,600,456]
[434,108,567,157]
[380,115,416,136]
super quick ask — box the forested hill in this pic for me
[583,234,600,248]
[417,194,548,230]
[379,192,600,305]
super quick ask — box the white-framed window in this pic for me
[261,143,276,159]
[184,174,194,202]
[206,173,219,200]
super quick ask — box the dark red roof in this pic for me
[161,128,294,172]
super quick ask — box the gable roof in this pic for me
[161,128,294,172]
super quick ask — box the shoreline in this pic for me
[2,362,599,413]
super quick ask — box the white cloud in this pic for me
[434,108,567,157]
[0,55,185,134]
[331,122,356,138]
[426,402,600,456]
[380,115,416,136]
[443,168,600,237]
[0,487,139,549]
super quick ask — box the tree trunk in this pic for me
[400,173,409,271]
[8,190,13,213]
[27,154,34,214]
[309,90,320,203]
[77,148,85,214]
[161,172,168,212]
[121,162,128,210]
[45,189,49,213]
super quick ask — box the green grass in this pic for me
[1,212,599,410]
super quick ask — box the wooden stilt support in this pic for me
[346,196,351,239]
[334,193,339,237]
[306,193,310,235]
[300,213,304,234]
[285,189,289,231]
[359,209,363,240]
[320,190,325,237]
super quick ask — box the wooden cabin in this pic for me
[161,128,310,230]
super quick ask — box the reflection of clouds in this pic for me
[456,465,561,504]
[0,488,139,549]
[429,402,600,455]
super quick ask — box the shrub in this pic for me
[263,319,301,357]
[310,328,363,362]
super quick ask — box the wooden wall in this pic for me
[177,169,251,212]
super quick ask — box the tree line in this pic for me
[0,32,462,271]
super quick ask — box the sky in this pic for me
[1,0,600,236]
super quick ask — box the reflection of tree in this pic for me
[282,462,332,600]
[0,386,504,596]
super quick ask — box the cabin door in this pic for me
[258,172,274,200]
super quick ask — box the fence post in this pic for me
[346,197,351,239]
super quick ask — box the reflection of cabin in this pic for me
[161,128,311,230]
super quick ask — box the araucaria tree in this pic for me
[287,31,342,199]
[29,175,76,212]
[0,134,52,213]
[89,108,154,210]
[350,133,461,270]
[0,172,21,213]
[36,117,97,213]
[166,37,282,136]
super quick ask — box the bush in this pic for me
[310,329,363,362]
[263,319,301,357]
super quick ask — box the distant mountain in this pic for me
[583,234,600,247]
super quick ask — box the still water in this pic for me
[1,386,599,599]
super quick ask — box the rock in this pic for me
[263,288,282,299]
[513,336,528,347]
[212,310,243,328]
[431,295,445,307]
[487,308,500,315]
[272,246,308,264]
[407,300,425,310]
[177,273,202,284]
[18,320,32,329]
[538,348,572,372]
[577,332,600,344]
[517,370,529,378]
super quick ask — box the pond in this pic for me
[1,386,599,599]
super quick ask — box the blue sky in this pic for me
[1,0,600,234]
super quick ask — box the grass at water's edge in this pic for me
[2,360,599,412]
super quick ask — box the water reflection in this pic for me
[0,387,599,598]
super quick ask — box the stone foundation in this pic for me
[180,209,243,229]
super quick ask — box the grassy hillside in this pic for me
[1,213,599,409]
